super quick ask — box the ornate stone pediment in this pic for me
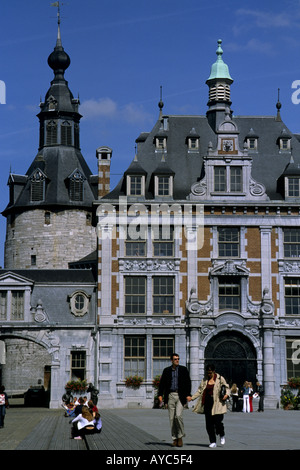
[210,259,249,276]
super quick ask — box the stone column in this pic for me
[186,290,201,393]
[260,290,277,409]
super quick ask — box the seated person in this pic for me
[87,399,98,416]
[74,396,85,416]
[71,405,95,439]
[93,411,102,433]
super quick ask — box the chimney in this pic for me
[96,146,112,198]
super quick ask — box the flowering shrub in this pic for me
[288,377,300,389]
[281,386,300,410]
[65,379,88,392]
[152,375,161,390]
[125,375,143,389]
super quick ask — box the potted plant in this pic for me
[65,379,88,393]
[281,387,295,410]
[287,377,300,389]
[125,375,143,389]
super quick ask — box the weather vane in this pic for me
[51,1,62,25]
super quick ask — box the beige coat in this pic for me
[190,373,230,415]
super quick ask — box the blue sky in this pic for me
[1,0,300,267]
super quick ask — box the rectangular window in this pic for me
[156,137,165,149]
[130,176,142,196]
[125,240,146,257]
[125,277,146,314]
[284,229,300,258]
[285,278,300,315]
[219,278,240,310]
[248,138,257,150]
[69,180,83,202]
[188,137,199,150]
[61,123,72,146]
[214,167,226,192]
[286,338,300,379]
[11,291,24,320]
[46,121,57,145]
[71,351,86,381]
[153,337,174,377]
[153,226,174,257]
[218,227,239,257]
[126,228,146,257]
[158,176,170,196]
[124,336,146,377]
[230,167,242,192]
[0,292,7,320]
[288,178,300,197]
[153,277,174,314]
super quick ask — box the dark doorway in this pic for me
[205,331,257,389]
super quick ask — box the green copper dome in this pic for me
[207,39,233,82]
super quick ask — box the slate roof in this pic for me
[0,269,96,283]
[105,111,300,203]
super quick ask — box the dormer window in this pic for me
[47,95,57,111]
[127,175,145,196]
[278,129,291,151]
[69,169,85,201]
[189,137,199,150]
[286,177,300,197]
[186,128,200,151]
[30,169,46,202]
[68,290,91,317]
[155,175,173,197]
[245,128,258,152]
[280,139,291,150]
[248,138,257,150]
[156,136,167,150]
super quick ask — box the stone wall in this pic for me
[4,209,97,269]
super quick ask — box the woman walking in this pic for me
[187,364,230,448]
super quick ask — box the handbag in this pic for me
[219,384,227,400]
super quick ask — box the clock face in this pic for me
[222,139,233,152]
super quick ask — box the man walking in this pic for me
[158,353,191,447]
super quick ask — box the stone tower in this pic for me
[2,18,97,269]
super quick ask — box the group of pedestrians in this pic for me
[158,354,229,449]
[158,353,264,449]
[62,394,102,440]
[231,381,264,413]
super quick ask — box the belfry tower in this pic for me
[2,13,98,269]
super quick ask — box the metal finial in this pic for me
[158,85,164,118]
[51,2,62,45]
[276,88,282,121]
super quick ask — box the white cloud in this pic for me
[80,97,153,124]
[226,38,275,56]
[80,97,117,119]
[236,9,292,28]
